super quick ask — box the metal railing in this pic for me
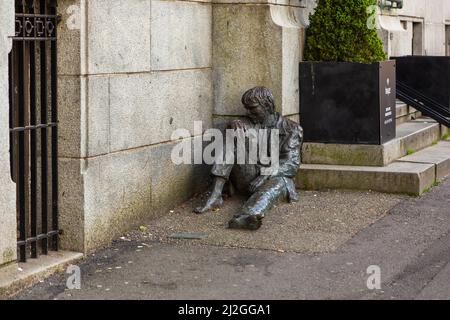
[9,0,59,263]
[397,81,450,128]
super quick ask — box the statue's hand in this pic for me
[230,119,249,132]
[194,193,224,214]
[249,175,269,193]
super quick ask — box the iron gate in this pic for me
[9,0,59,262]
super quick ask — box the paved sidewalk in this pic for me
[14,179,450,300]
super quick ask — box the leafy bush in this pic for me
[305,0,387,63]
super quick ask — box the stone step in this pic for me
[413,118,449,137]
[297,162,434,196]
[297,139,450,196]
[396,101,422,125]
[397,140,450,181]
[396,101,408,119]
[302,118,442,167]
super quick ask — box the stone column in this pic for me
[212,0,310,123]
[57,0,86,253]
[0,0,17,266]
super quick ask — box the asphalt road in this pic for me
[15,178,450,300]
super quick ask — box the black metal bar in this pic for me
[397,81,450,119]
[397,82,449,113]
[50,0,58,251]
[17,20,27,263]
[10,122,57,132]
[397,81,450,117]
[12,37,57,41]
[15,12,57,18]
[398,93,450,127]
[397,85,450,128]
[28,0,38,259]
[9,50,15,184]
[17,230,60,246]
[40,0,49,255]
[16,0,25,13]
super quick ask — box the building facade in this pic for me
[0,0,450,268]
[380,0,450,56]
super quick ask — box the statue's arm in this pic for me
[274,125,303,178]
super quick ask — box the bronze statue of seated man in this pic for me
[194,87,304,230]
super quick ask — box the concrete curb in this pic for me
[0,251,83,299]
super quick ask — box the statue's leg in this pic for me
[224,180,235,197]
[193,163,234,214]
[228,177,288,230]
[211,163,234,181]
[195,118,256,214]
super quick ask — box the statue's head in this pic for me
[241,87,276,124]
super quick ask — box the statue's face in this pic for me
[245,102,268,124]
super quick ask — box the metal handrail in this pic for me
[397,81,450,128]
[397,81,450,117]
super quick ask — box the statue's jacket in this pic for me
[269,113,304,202]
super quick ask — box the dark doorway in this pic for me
[446,25,450,56]
[412,22,423,56]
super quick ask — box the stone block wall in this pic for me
[58,0,214,252]
[213,0,306,122]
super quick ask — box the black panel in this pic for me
[299,60,396,145]
[379,61,397,144]
[394,56,450,110]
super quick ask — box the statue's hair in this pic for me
[241,87,276,114]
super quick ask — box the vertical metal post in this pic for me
[9,51,15,184]
[50,0,58,251]
[39,0,49,255]
[28,0,38,259]
[17,0,27,263]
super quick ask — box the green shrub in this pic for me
[442,132,450,141]
[305,0,387,63]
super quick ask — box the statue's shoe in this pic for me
[228,214,263,231]
[193,196,224,214]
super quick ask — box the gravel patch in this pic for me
[127,189,407,253]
